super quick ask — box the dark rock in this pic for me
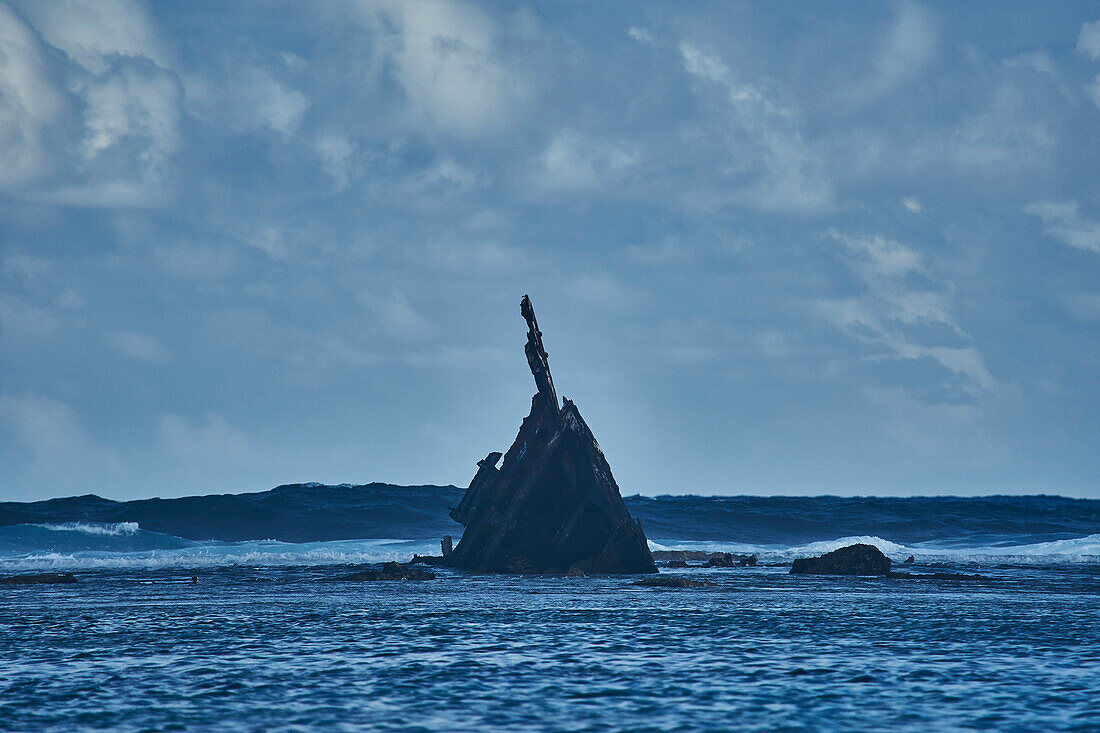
[342,562,435,581]
[665,559,689,568]
[652,550,712,562]
[705,552,737,567]
[446,296,656,575]
[888,571,992,581]
[410,554,447,566]
[704,552,758,567]
[634,576,714,588]
[0,572,78,585]
[790,544,892,576]
[904,555,915,564]
[441,535,453,557]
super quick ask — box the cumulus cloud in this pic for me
[848,1,937,103]
[902,197,922,213]
[14,0,171,73]
[1024,200,1100,253]
[184,66,308,140]
[0,4,65,188]
[679,42,832,213]
[358,0,526,137]
[628,26,654,45]
[565,274,632,309]
[1087,74,1100,112]
[538,131,639,192]
[1063,293,1100,323]
[245,226,290,260]
[315,132,355,191]
[818,231,995,397]
[159,413,263,466]
[108,331,167,362]
[361,290,434,341]
[1077,19,1100,60]
[424,239,519,272]
[0,393,122,488]
[0,0,180,206]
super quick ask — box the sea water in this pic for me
[1,522,1099,731]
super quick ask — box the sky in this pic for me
[1,1,1099,502]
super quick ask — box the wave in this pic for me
[0,538,440,572]
[0,523,194,555]
[1,485,1098,570]
[650,533,1100,564]
[31,522,140,536]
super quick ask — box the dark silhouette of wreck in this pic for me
[445,295,657,575]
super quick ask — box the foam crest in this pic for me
[31,522,140,536]
[0,538,440,572]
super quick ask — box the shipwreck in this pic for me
[444,295,657,575]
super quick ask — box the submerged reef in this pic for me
[445,296,656,575]
[0,573,78,585]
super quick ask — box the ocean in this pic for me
[1,489,1098,731]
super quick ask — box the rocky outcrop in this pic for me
[634,576,714,588]
[704,552,757,567]
[342,562,435,581]
[0,572,78,585]
[653,550,757,567]
[446,296,656,575]
[789,544,892,576]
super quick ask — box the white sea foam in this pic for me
[649,533,1100,564]
[0,538,440,572]
[30,522,141,536]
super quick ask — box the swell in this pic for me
[2,484,1098,549]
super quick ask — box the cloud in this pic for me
[1063,293,1100,323]
[424,239,519,272]
[1077,19,1100,60]
[1024,200,1100,253]
[245,226,290,260]
[839,231,923,279]
[0,4,65,188]
[0,294,62,336]
[363,290,434,341]
[848,1,937,102]
[242,70,309,138]
[184,66,308,140]
[1087,74,1100,112]
[108,331,167,362]
[818,231,995,397]
[538,131,638,192]
[361,0,527,137]
[565,274,632,309]
[405,344,512,369]
[14,0,171,73]
[315,132,355,191]
[159,413,263,466]
[0,0,181,206]
[679,42,832,213]
[0,392,122,487]
[902,197,922,213]
[628,26,654,45]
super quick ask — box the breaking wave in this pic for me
[0,538,440,572]
[32,522,140,536]
[650,533,1100,564]
[2,487,1098,571]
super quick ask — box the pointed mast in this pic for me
[520,295,558,409]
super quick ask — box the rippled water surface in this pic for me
[2,563,1099,732]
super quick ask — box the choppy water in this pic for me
[1,561,1098,731]
[2,490,1099,730]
